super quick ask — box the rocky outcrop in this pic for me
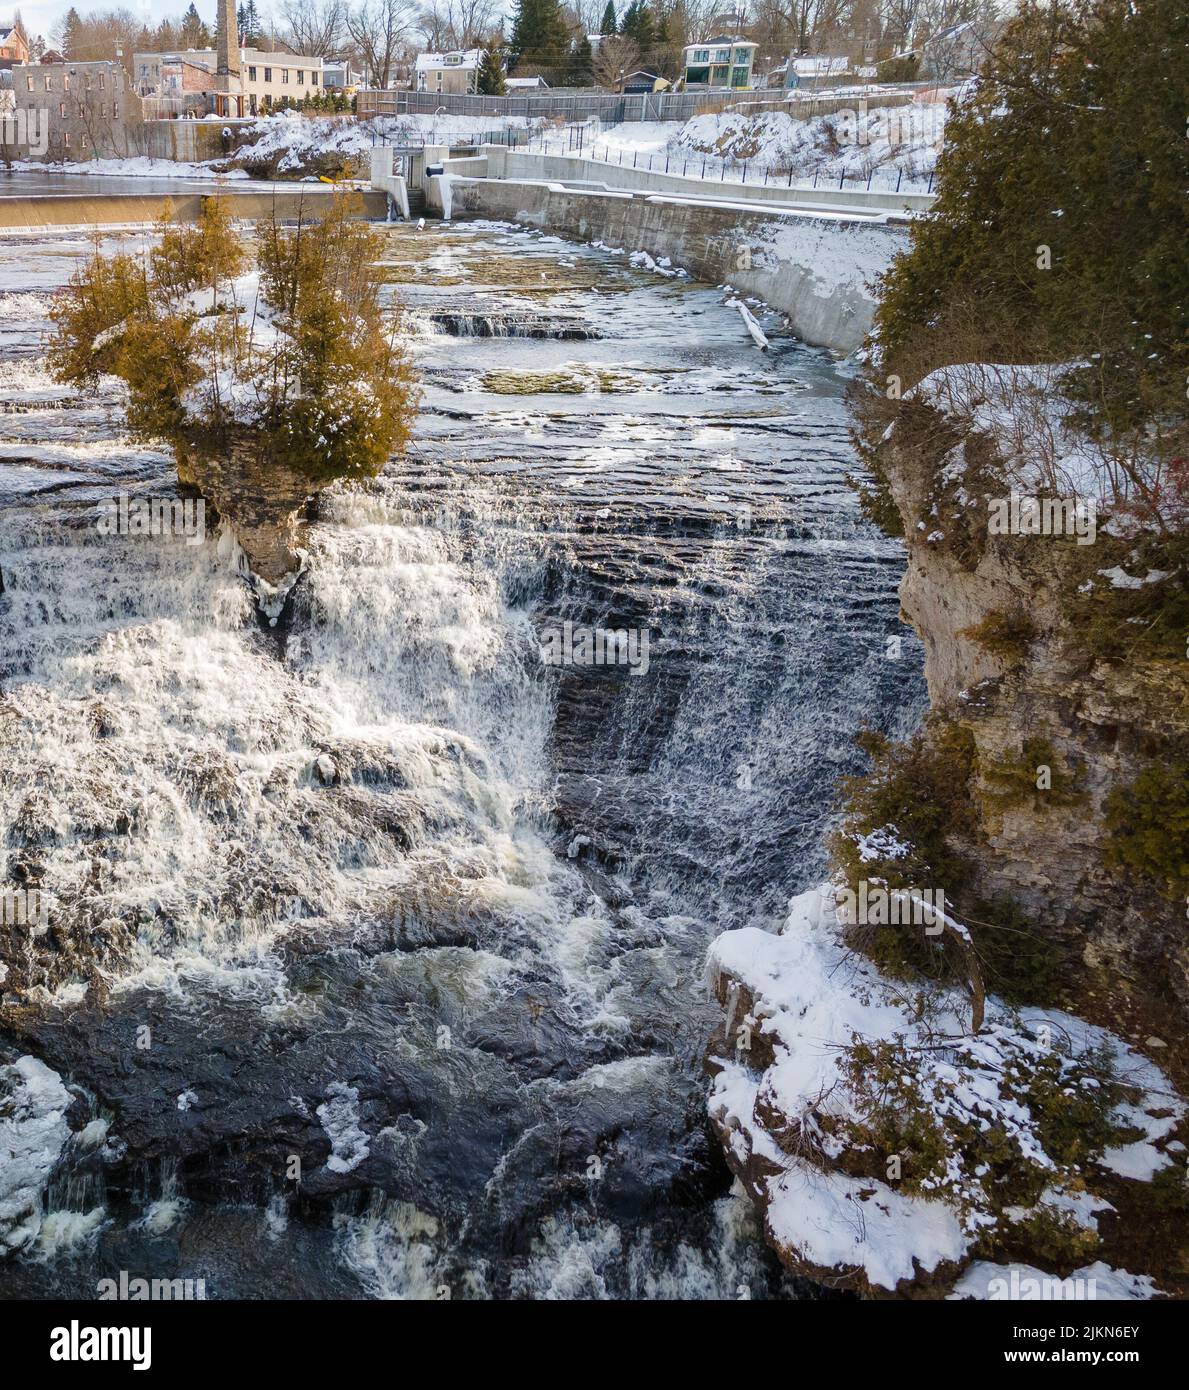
[704,365,1188,1296]
[176,433,327,587]
[876,383,1189,1022]
[705,889,1186,1299]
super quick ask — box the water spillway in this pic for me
[0,220,921,1298]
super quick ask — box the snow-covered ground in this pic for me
[909,361,1181,533]
[9,101,948,193]
[533,100,951,192]
[706,885,1184,1295]
[7,112,549,182]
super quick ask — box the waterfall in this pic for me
[0,219,919,1299]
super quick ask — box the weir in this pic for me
[374,143,920,353]
[0,187,388,229]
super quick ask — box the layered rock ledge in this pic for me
[706,887,1185,1298]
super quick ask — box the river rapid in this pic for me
[0,218,922,1298]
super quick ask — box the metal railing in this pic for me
[515,127,938,195]
[357,85,915,125]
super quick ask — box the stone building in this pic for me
[10,59,143,159]
[134,3,330,117]
[133,45,328,115]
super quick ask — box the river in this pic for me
[0,217,923,1298]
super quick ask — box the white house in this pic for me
[415,49,481,95]
[681,37,757,90]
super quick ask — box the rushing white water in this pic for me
[0,219,922,1299]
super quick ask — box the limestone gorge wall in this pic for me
[704,368,1189,1298]
[873,382,1187,1018]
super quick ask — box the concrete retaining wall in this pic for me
[132,120,256,163]
[482,146,934,215]
[443,176,904,353]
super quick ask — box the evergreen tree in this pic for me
[565,34,594,86]
[477,44,507,95]
[619,0,655,52]
[599,2,617,35]
[60,6,83,58]
[239,1,263,46]
[506,0,571,75]
[179,3,210,49]
[876,0,1187,435]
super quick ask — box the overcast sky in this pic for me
[14,3,226,44]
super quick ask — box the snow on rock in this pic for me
[11,154,251,180]
[586,103,947,189]
[0,1055,73,1256]
[705,886,1184,1295]
[1097,566,1169,590]
[950,1260,1162,1301]
[229,112,545,177]
[714,1055,968,1289]
[670,103,947,185]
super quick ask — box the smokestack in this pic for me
[217,0,240,77]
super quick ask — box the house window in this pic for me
[98,73,105,88]
[264,67,271,81]
[44,75,52,90]
[297,70,304,83]
[113,103,119,119]
[282,69,289,83]
[59,102,65,116]
[714,48,730,61]
[248,66,256,80]
[311,72,318,84]
[63,131,70,146]
[25,75,32,90]
[691,49,708,62]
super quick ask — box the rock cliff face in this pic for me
[176,434,327,588]
[705,373,1189,1297]
[879,393,1188,1025]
